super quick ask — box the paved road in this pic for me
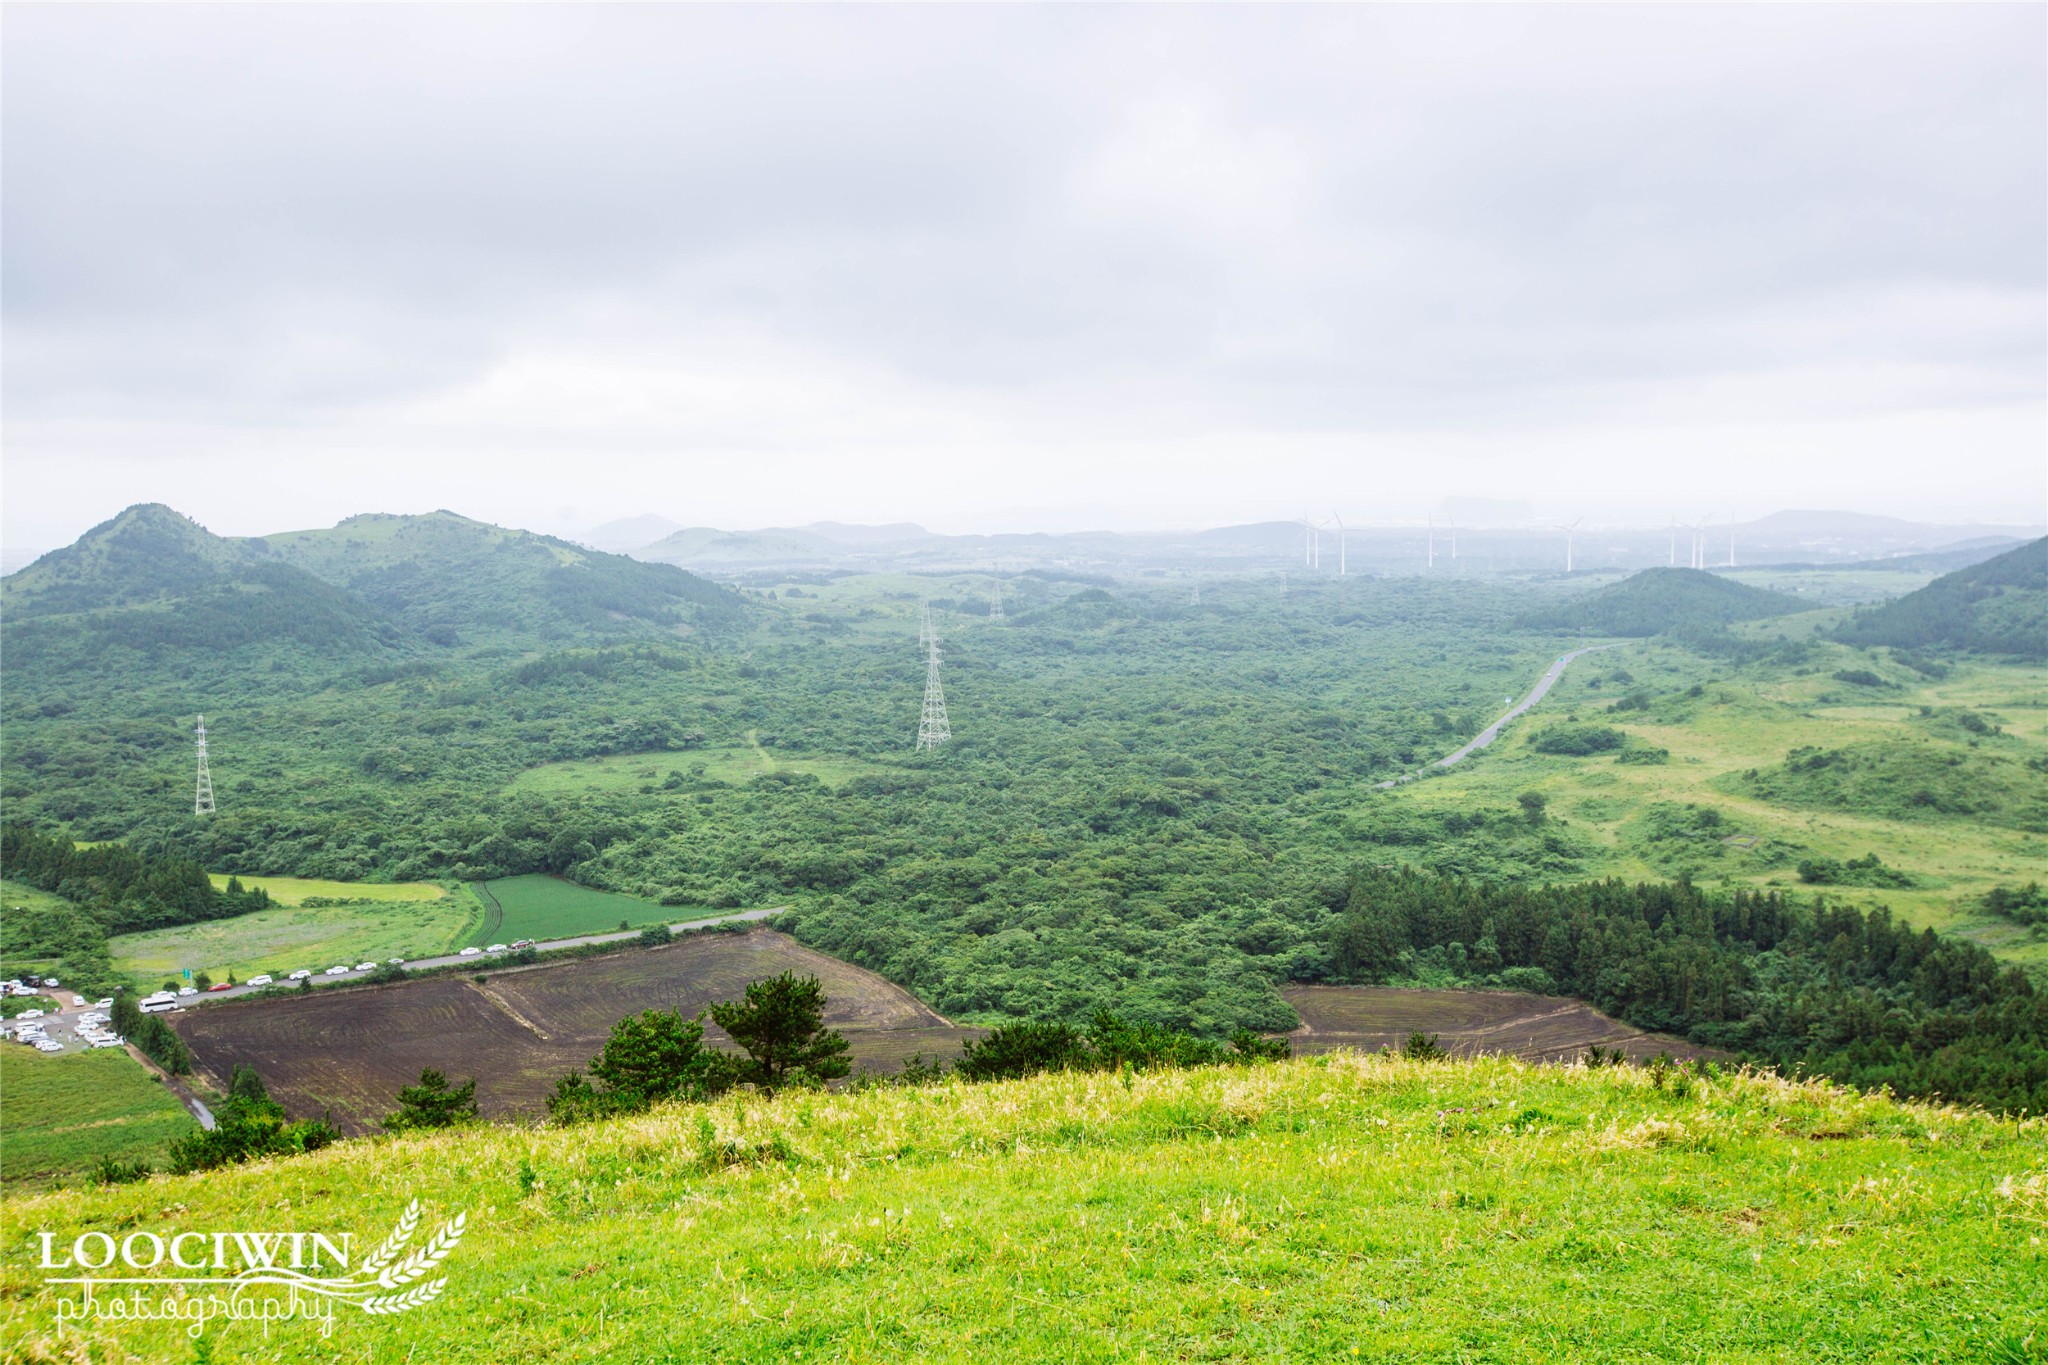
[177,906,788,1005]
[1375,643,1623,789]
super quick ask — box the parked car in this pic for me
[511,940,535,949]
[355,962,377,972]
[387,958,407,965]
[246,975,273,987]
[326,966,351,976]
[287,970,312,981]
[178,986,198,996]
[485,944,509,954]
[206,983,233,992]
[71,995,87,1007]
[94,998,113,1009]
[35,1040,64,1053]
[18,1009,44,1020]
[459,947,482,957]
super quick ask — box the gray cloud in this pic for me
[3,5,2042,544]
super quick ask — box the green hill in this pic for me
[1833,537,2048,658]
[264,511,745,646]
[4,1055,2040,1361]
[1525,567,1802,637]
[0,504,391,659]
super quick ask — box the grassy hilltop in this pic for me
[5,1054,2044,1363]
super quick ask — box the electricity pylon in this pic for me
[193,715,216,816]
[989,574,1004,622]
[916,608,951,752]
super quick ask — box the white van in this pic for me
[138,993,180,1015]
[247,975,273,987]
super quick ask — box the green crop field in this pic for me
[4,1054,2041,1360]
[1374,639,2048,973]
[466,873,690,946]
[111,896,478,983]
[0,1048,199,1190]
[203,873,449,906]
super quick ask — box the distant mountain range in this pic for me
[565,509,2044,580]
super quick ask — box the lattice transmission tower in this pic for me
[193,714,216,816]
[916,607,951,752]
[988,573,1004,622]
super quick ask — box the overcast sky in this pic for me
[4,5,2043,551]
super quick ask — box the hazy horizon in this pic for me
[5,6,2044,551]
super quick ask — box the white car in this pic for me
[71,995,87,1007]
[36,1041,64,1053]
[485,944,508,954]
[178,986,198,997]
[387,958,406,966]
[94,998,113,1009]
[247,975,273,987]
[459,947,482,957]
[355,962,377,972]
[326,966,351,976]
[17,1009,44,1020]
[287,970,312,981]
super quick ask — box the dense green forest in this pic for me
[1833,536,2047,658]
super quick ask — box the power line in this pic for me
[916,606,951,752]
[193,715,216,816]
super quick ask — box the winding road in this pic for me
[1376,643,1623,789]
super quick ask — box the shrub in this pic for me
[956,1021,1094,1081]
[1529,726,1626,756]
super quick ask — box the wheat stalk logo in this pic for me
[218,1199,466,1316]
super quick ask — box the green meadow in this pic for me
[111,895,476,982]
[506,734,890,797]
[1381,637,2048,972]
[4,1054,2041,1360]
[202,873,448,906]
[0,1049,198,1190]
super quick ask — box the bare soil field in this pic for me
[171,930,981,1132]
[1282,985,1723,1065]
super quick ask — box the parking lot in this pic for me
[2,979,126,1055]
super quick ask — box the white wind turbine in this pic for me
[1553,517,1584,573]
[1426,513,1436,571]
[1330,511,1347,576]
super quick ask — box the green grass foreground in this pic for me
[5,1054,2045,1362]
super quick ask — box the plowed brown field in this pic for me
[171,930,981,1132]
[1283,985,1724,1064]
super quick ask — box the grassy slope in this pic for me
[1383,638,2048,972]
[111,896,475,982]
[0,1049,199,1190]
[5,1055,2043,1361]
